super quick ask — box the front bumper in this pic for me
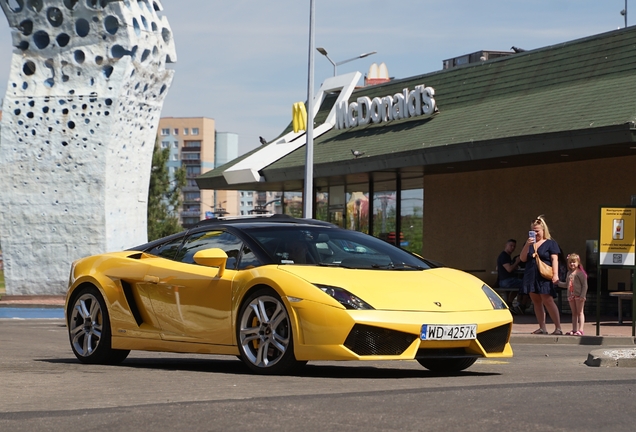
[289,300,513,361]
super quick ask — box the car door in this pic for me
[144,230,244,344]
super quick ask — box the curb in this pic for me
[585,348,636,367]
[511,334,636,346]
[0,295,65,306]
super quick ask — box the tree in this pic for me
[147,142,186,241]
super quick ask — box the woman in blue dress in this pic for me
[519,215,562,335]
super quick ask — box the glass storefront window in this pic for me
[373,179,397,243]
[346,184,369,234]
[315,191,329,222]
[401,188,423,254]
[328,185,345,228]
[283,191,303,218]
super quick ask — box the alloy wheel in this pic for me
[238,294,291,369]
[69,292,103,358]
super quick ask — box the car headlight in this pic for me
[482,285,508,310]
[315,285,375,310]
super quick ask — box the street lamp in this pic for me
[250,198,281,215]
[621,0,628,28]
[316,47,377,76]
[201,200,228,217]
[304,0,316,218]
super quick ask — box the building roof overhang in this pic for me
[196,26,636,191]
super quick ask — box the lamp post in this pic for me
[304,0,316,219]
[621,0,628,27]
[199,200,227,219]
[250,198,281,215]
[316,47,377,76]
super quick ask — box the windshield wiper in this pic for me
[394,263,427,270]
[369,263,426,270]
[370,263,395,269]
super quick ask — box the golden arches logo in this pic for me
[292,102,307,133]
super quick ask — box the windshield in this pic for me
[243,225,432,270]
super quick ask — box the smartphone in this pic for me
[529,231,536,242]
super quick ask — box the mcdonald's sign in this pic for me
[292,102,307,133]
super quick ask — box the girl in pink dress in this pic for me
[558,253,588,335]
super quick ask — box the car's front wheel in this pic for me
[237,288,306,374]
[67,286,130,365]
[417,357,477,373]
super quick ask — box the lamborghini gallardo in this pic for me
[65,215,512,374]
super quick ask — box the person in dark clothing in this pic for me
[497,239,529,313]
[520,215,562,335]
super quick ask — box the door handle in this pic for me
[144,275,160,284]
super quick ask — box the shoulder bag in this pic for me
[533,242,553,280]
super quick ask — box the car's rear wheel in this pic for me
[417,357,477,373]
[68,286,130,365]
[237,288,306,374]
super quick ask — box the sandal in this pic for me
[532,328,548,335]
[573,330,584,336]
[551,329,563,335]
[565,330,575,335]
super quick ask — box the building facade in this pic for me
[196,26,636,299]
[158,118,243,227]
[157,118,280,225]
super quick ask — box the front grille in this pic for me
[477,323,511,353]
[344,324,416,356]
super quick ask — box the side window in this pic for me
[174,231,242,269]
[145,237,184,260]
[237,245,261,270]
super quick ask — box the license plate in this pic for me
[420,324,477,340]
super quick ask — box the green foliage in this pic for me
[147,143,186,241]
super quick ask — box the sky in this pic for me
[0,1,630,155]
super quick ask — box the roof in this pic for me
[129,215,338,250]
[197,26,636,191]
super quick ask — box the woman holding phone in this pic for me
[519,215,562,335]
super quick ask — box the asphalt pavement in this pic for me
[1,319,636,432]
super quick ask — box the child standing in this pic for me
[558,253,588,335]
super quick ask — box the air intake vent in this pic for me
[120,280,143,327]
[477,324,511,353]
[344,324,416,356]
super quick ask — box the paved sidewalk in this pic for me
[0,295,65,306]
[511,311,635,340]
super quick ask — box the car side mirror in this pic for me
[193,248,228,277]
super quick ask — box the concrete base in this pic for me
[585,348,636,367]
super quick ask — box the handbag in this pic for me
[533,243,553,280]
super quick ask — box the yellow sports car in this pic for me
[65,215,512,374]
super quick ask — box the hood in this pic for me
[280,266,494,312]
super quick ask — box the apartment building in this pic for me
[158,117,240,227]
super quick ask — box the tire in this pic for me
[417,357,477,373]
[237,288,306,375]
[67,286,130,365]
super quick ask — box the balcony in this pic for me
[181,146,201,152]
[180,211,201,218]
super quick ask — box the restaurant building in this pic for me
[196,27,636,294]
